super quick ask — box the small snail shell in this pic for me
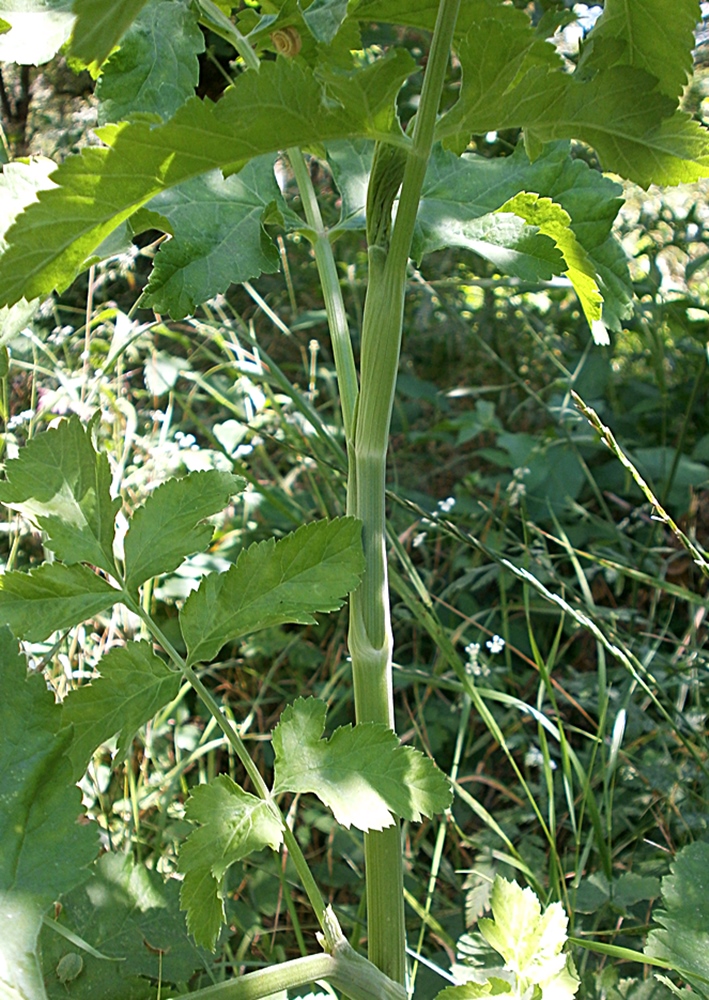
[271,26,302,57]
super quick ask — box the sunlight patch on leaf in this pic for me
[0,0,74,65]
[272,697,452,830]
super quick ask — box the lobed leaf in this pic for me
[95,0,205,125]
[580,0,699,102]
[0,52,413,309]
[180,517,365,666]
[0,417,120,574]
[69,0,150,65]
[179,776,283,949]
[142,156,283,319]
[0,562,118,642]
[272,697,452,830]
[123,469,244,592]
[60,641,181,779]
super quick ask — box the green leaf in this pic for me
[179,776,283,949]
[0,563,118,642]
[95,0,205,124]
[0,157,57,344]
[499,192,604,341]
[326,139,373,231]
[180,516,364,666]
[0,0,74,65]
[123,469,244,592]
[0,51,413,308]
[645,841,709,993]
[478,877,580,1000]
[435,983,512,1000]
[580,0,699,102]
[180,867,224,954]
[0,627,97,999]
[142,156,283,319]
[0,417,120,574]
[415,143,631,330]
[39,852,210,996]
[69,0,151,65]
[302,0,349,43]
[272,697,452,831]
[60,641,181,779]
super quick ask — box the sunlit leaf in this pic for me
[272,697,452,830]
[180,517,364,666]
[95,0,204,124]
[0,563,118,642]
[179,776,283,950]
[61,641,181,779]
[0,0,74,64]
[0,417,120,574]
[0,52,413,308]
[123,469,244,592]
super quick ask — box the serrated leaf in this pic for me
[0,563,118,642]
[645,841,709,991]
[39,852,209,994]
[0,627,97,1000]
[180,867,224,953]
[0,0,74,65]
[142,156,283,319]
[60,641,181,779]
[272,697,452,831]
[69,0,150,65]
[326,139,373,230]
[0,417,120,574]
[580,0,699,102]
[123,470,244,592]
[415,143,631,330]
[500,192,604,337]
[0,51,413,308]
[95,0,204,124]
[478,877,580,1000]
[179,776,283,950]
[180,517,364,666]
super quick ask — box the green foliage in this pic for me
[272,696,452,830]
[180,516,365,666]
[60,640,181,778]
[69,0,151,65]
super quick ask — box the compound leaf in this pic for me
[142,156,283,319]
[180,517,364,666]
[0,417,120,574]
[179,776,283,949]
[69,0,150,65]
[61,641,181,779]
[478,877,580,1000]
[0,627,97,1000]
[0,51,413,308]
[0,563,118,642]
[123,469,244,592]
[272,697,452,831]
[95,0,204,125]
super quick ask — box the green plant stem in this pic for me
[347,0,460,983]
[125,594,328,929]
[288,146,359,441]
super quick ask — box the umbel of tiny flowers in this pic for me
[486,634,505,655]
